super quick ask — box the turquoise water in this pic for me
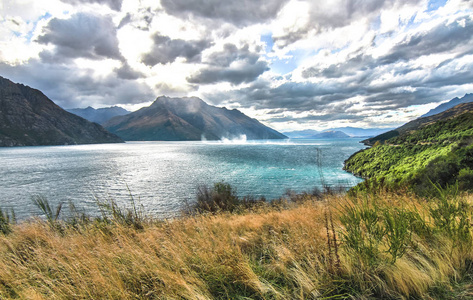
[0,139,366,219]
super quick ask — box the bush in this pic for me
[32,195,63,232]
[96,196,145,230]
[340,196,420,265]
[429,182,472,246]
[458,168,473,190]
[0,208,15,235]
[190,182,266,214]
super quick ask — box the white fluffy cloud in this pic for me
[0,0,472,130]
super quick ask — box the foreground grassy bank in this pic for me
[1,186,473,299]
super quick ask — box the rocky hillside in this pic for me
[67,106,130,124]
[104,96,287,141]
[0,76,123,146]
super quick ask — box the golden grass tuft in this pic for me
[0,192,472,299]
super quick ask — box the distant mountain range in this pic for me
[0,76,123,147]
[283,130,349,139]
[67,106,129,125]
[103,96,287,141]
[283,127,392,139]
[421,93,473,118]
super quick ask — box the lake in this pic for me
[0,139,366,219]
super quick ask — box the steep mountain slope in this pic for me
[344,103,473,193]
[421,93,473,118]
[0,76,123,146]
[67,106,129,124]
[362,102,473,146]
[104,96,287,141]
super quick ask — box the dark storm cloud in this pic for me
[60,0,123,11]
[207,44,259,67]
[204,80,354,112]
[302,54,372,79]
[141,34,211,66]
[37,13,122,62]
[161,0,288,26]
[118,13,132,29]
[115,63,144,80]
[187,61,269,85]
[362,91,432,108]
[187,44,269,84]
[0,60,154,108]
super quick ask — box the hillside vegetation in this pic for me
[344,106,473,194]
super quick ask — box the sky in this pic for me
[0,0,472,131]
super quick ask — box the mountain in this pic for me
[328,127,392,137]
[283,127,391,138]
[67,106,129,124]
[104,96,287,141]
[362,102,473,146]
[283,129,319,138]
[344,102,473,194]
[284,130,349,139]
[311,130,349,139]
[0,76,123,147]
[421,93,473,118]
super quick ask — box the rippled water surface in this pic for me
[0,139,366,218]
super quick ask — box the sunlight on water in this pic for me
[0,139,366,219]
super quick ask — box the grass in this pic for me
[0,187,473,299]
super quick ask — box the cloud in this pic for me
[206,44,260,67]
[273,0,423,47]
[202,44,473,126]
[187,44,269,84]
[299,15,473,106]
[37,13,122,62]
[187,61,269,85]
[161,0,288,26]
[380,17,473,65]
[60,0,123,11]
[141,34,211,66]
[115,62,144,80]
[117,7,155,31]
[0,59,154,108]
[118,13,132,29]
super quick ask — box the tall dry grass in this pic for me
[0,190,472,299]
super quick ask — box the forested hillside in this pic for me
[344,106,473,194]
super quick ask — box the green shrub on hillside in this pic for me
[0,208,14,235]
[344,112,473,194]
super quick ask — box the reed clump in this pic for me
[0,186,472,299]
